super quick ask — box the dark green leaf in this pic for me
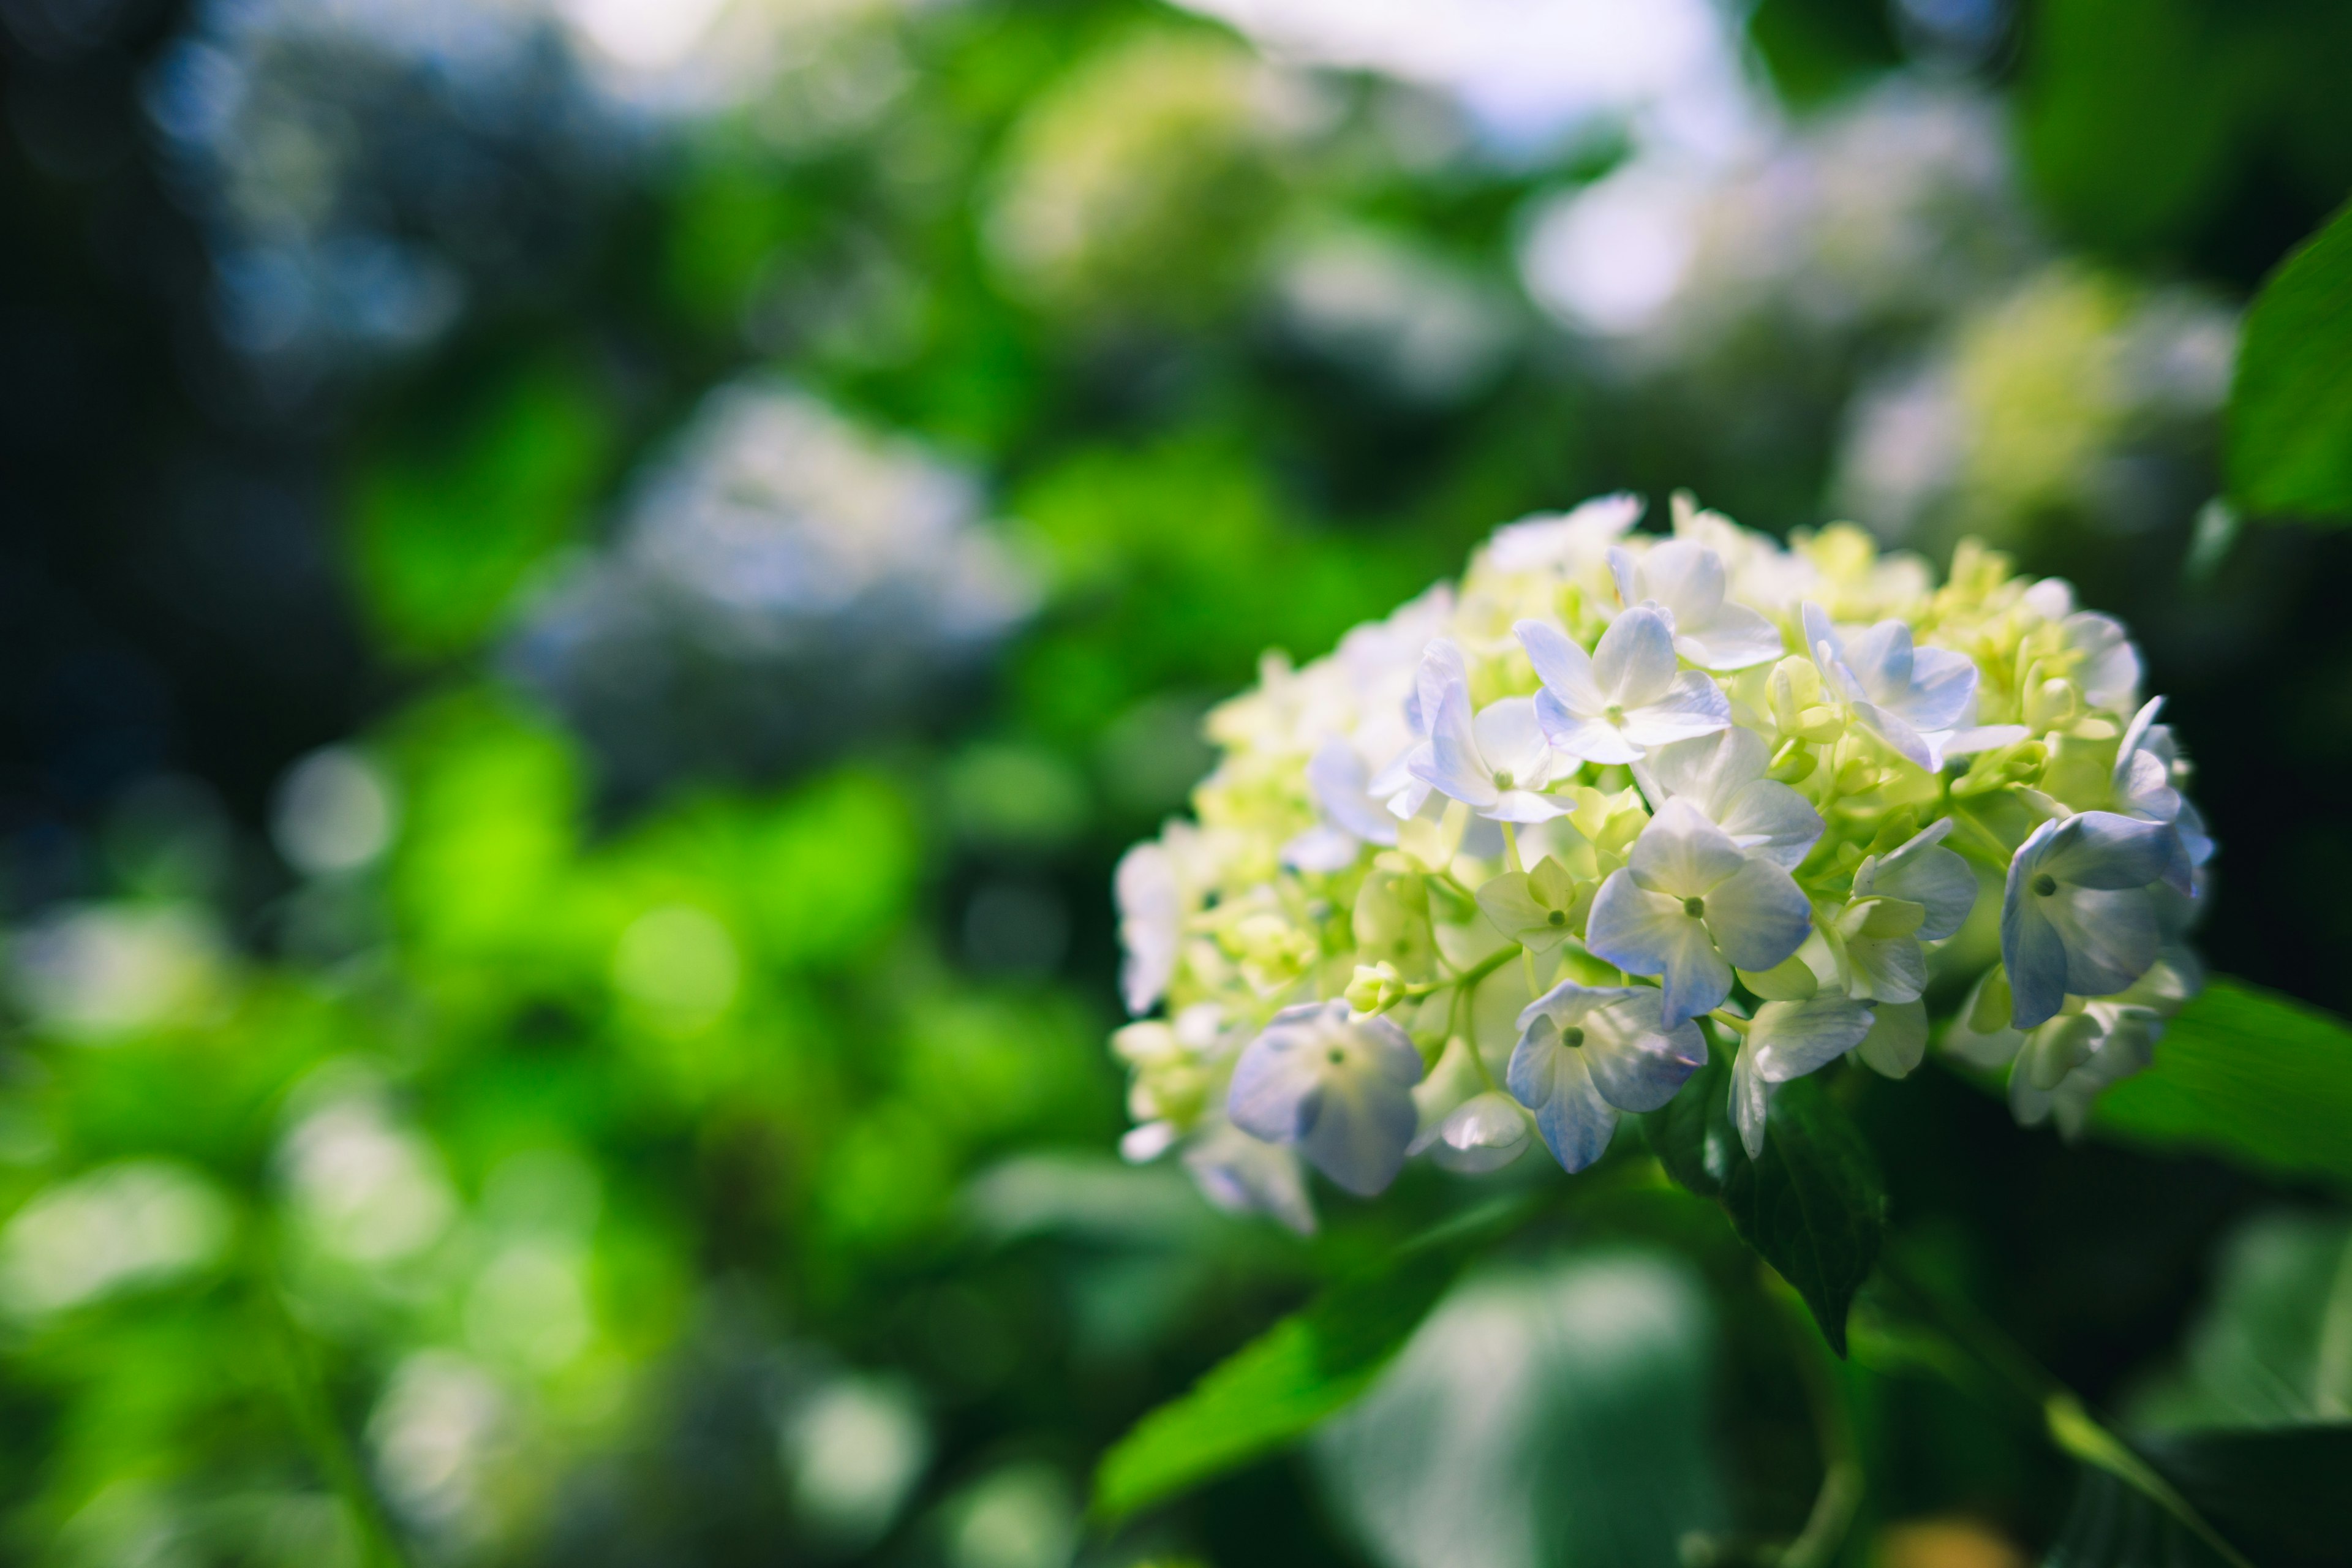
[1644,1055,1885,1354]
[2127,1209,2352,1431]
[2047,1427,2352,1568]
[1089,1199,1533,1526]
[2230,200,2352,521]
[2092,978,2352,1192]
[1314,1248,1728,1568]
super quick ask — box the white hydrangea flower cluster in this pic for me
[1110,494,2211,1231]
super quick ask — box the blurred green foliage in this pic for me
[7,0,2352,1562]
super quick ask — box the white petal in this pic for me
[1619,671,1733,747]
[1697,858,1814,973]
[1411,680,1499,809]
[1678,601,1784,671]
[2039,810,2176,891]
[1636,539,1729,625]
[1490,789,1572,824]
[1852,700,1936,772]
[1750,994,1875,1082]
[1855,821,1977,941]
[1472,696,1555,782]
[1282,823,1363,873]
[1433,1093,1532,1173]
[1537,692,1643,765]
[1900,646,1980,734]
[1591,607,1681,708]
[1515,618,1604,715]
[1730,1038,1771,1159]
[1114,841,1180,1016]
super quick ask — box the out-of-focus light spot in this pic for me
[1176,0,1760,159]
[272,747,400,875]
[9,903,225,1039]
[560,0,731,68]
[279,1091,457,1265]
[1519,164,1707,336]
[464,1240,592,1372]
[612,905,742,1023]
[0,1161,232,1317]
[942,1463,1077,1568]
[1272,230,1517,401]
[369,1352,509,1541]
[782,1375,929,1544]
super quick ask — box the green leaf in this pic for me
[2229,199,2352,521]
[1644,1054,1886,1354]
[2046,1427,2352,1568]
[2090,978,2352,1192]
[1089,1199,1531,1526]
[2127,1208,2352,1433]
[1313,1248,1728,1568]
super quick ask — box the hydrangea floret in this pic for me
[1110,494,2211,1230]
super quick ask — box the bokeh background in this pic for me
[5,0,2352,1564]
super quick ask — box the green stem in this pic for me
[260,1275,412,1568]
[1879,1256,2255,1568]
[1773,1273,1863,1568]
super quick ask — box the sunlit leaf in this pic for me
[1090,1199,1532,1525]
[1314,1248,1727,1568]
[2229,200,2352,521]
[2091,978,2352,1191]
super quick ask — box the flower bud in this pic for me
[1346,962,1408,1015]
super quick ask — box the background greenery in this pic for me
[5,0,2352,1564]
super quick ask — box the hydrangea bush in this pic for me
[1111,494,2209,1231]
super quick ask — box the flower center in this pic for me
[2031,873,2059,897]
[1493,769,1515,791]
[1604,703,1626,725]
[1561,1026,1585,1048]
[1546,908,1568,927]
[1326,1047,1347,1066]
[1682,895,1706,919]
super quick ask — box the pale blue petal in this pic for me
[2040,810,2175,890]
[1227,1025,1323,1144]
[1586,870,1691,974]
[2002,831,2071,1028]
[1282,823,1362,873]
[2046,886,2160,999]
[1717,779,1824,870]
[1698,857,1814,972]
[1604,546,1641,609]
[1852,700,1935,771]
[1183,1125,1316,1235]
[1801,601,1845,684]
[1841,620,1914,703]
[1902,646,1980,733]
[1308,739,1400,845]
[1582,993,1708,1111]
[1507,1024,1619,1173]
[1626,797,1748,898]
[1517,978,1640,1033]
[1300,1069,1420,1196]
